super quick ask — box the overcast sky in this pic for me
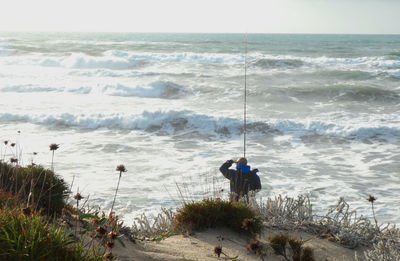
[1,0,399,34]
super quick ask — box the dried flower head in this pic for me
[108,211,116,221]
[91,217,100,225]
[33,152,38,155]
[242,218,255,230]
[108,231,118,240]
[104,252,114,260]
[10,158,18,164]
[247,239,261,252]
[49,143,59,151]
[116,164,127,172]
[368,195,377,203]
[73,193,83,201]
[22,207,31,216]
[105,241,114,249]
[214,245,222,257]
[10,143,16,147]
[96,226,107,236]
[4,140,8,145]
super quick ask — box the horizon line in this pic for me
[1,30,400,36]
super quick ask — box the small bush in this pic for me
[270,234,315,261]
[0,207,103,261]
[0,162,68,215]
[174,198,262,234]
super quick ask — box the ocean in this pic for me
[0,32,399,225]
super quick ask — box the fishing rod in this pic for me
[243,33,248,158]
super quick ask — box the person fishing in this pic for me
[219,157,261,202]
[219,35,261,202]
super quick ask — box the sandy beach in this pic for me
[110,227,366,260]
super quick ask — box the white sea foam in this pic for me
[67,86,92,94]
[1,85,61,93]
[102,81,189,99]
[270,118,400,139]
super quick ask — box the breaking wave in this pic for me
[21,51,244,70]
[102,81,190,99]
[0,110,247,136]
[3,49,400,73]
[0,111,399,140]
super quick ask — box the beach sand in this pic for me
[111,227,366,260]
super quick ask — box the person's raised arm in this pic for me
[219,160,234,180]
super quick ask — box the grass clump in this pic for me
[0,207,103,261]
[174,198,262,235]
[0,162,68,215]
[270,234,315,261]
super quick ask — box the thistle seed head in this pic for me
[247,239,261,252]
[74,193,83,201]
[96,226,107,236]
[104,252,114,260]
[3,140,8,145]
[108,231,118,240]
[10,143,16,147]
[22,207,31,216]
[214,245,222,257]
[10,158,18,164]
[116,164,127,173]
[49,143,59,151]
[368,195,377,203]
[105,241,114,249]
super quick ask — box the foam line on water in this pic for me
[0,81,190,99]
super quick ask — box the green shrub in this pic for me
[174,198,262,234]
[0,208,103,261]
[270,234,315,261]
[0,162,68,215]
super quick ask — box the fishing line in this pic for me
[243,33,248,158]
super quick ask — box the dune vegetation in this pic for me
[1,140,400,260]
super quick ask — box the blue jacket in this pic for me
[219,160,261,200]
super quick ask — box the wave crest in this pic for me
[0,111,398,140]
